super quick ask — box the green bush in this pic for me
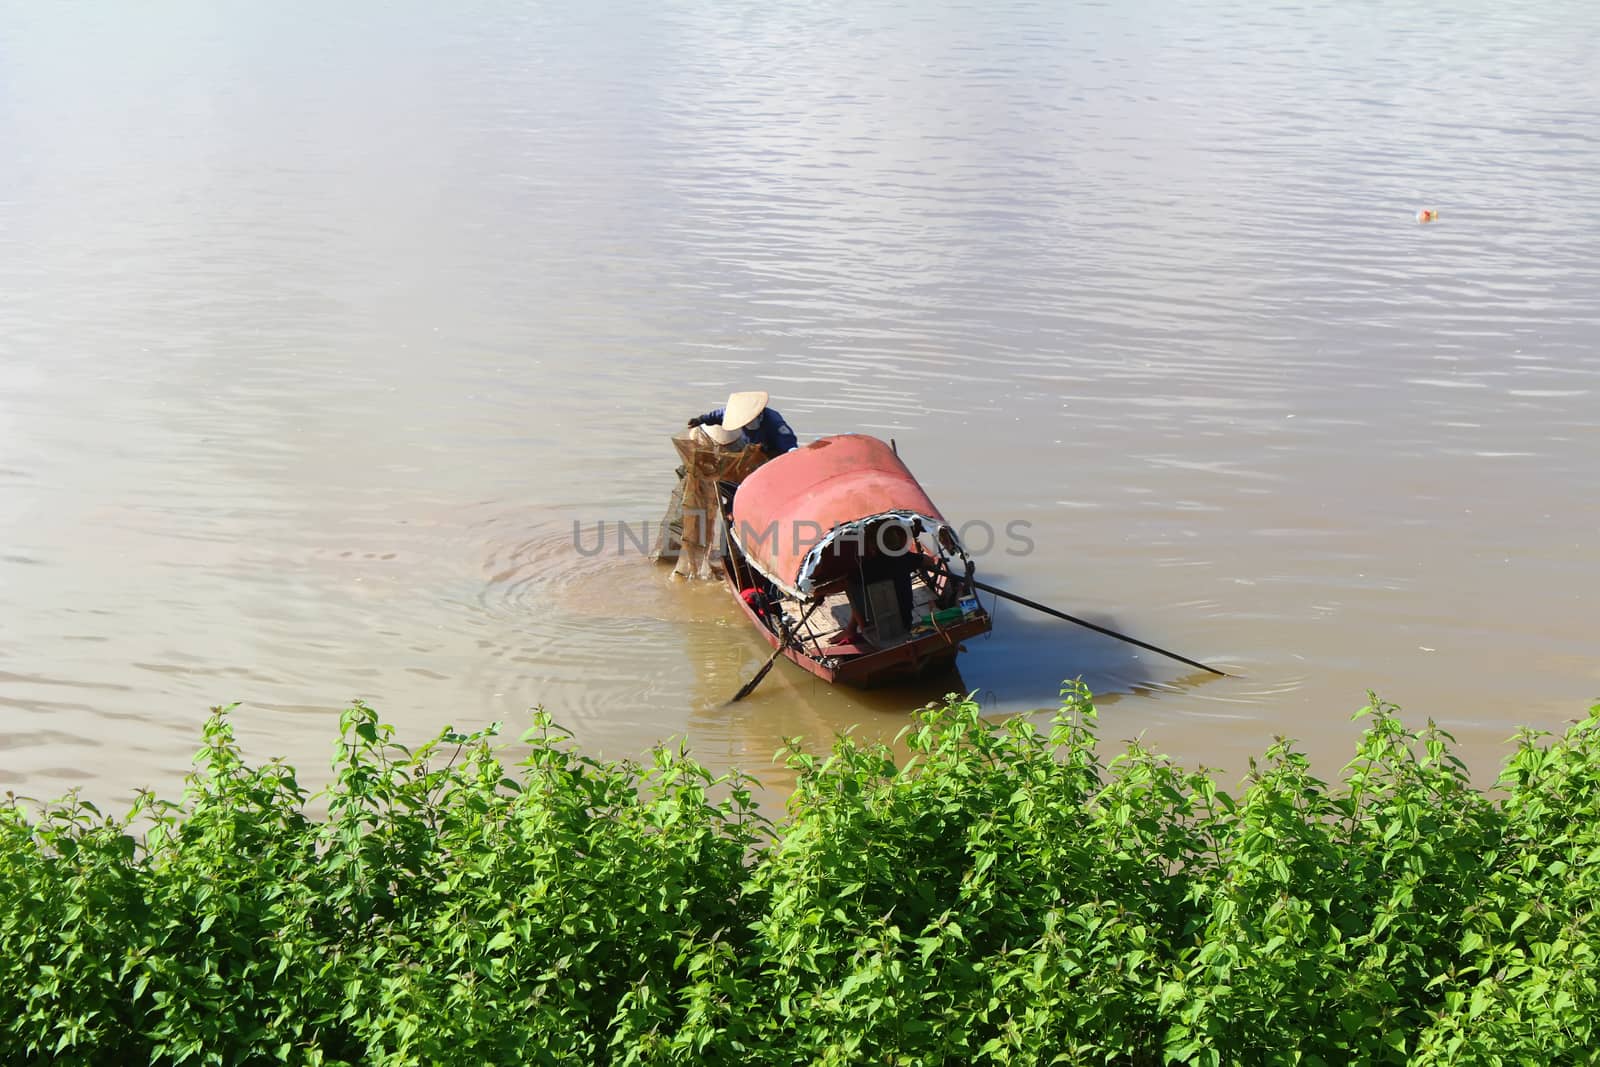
[3,685,1598,1065]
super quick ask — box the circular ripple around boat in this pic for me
[462,516,742,737]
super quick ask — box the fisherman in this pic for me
[687,390,798,456]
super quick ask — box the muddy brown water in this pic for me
[3,1,1598,806]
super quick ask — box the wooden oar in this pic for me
[972,579,1228,677]
[727,599,823,704]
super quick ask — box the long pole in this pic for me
[972,579,1228,677]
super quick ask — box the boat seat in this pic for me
[865,578,909,645]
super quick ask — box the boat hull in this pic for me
[710,432,993,689]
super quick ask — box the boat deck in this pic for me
[778,579,942,658]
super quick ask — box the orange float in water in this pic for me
[1416,208,1440,223]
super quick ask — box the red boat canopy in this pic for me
[730,434,961,598]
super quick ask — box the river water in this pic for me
[3,1,1597,803]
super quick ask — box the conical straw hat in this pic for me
[721,390,769,431]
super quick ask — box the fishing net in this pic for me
[653,428,768,580]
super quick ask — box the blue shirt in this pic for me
[698,405,798,455]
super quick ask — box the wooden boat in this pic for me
[717,434,992,687]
